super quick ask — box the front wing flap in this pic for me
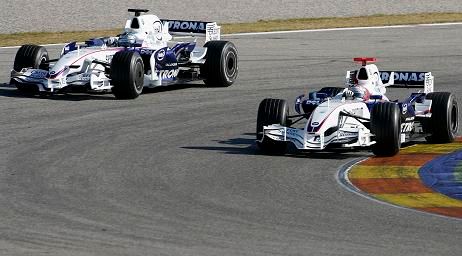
[262,124,374,150]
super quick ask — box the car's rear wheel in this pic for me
[371,102,401,156]
[111,51,144,99]
[425,92,458,143]
[201,40,238,87]
[256,98,289,154]
[13,44,49,93]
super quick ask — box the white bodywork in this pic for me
[11,46,123,92]
[124,14,171,47]
[260,59,435,151]
[344,63,394,101]
[263,98,375,150]
[10,11,222,92]
[122,14,220,47]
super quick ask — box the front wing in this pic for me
[261,124,375,150]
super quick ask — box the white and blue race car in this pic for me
[257,58,458,156]
[10,9,238,99]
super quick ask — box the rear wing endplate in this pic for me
[380,71,434,93]
[160,19,220,42]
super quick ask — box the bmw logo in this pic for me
[157,49,165,61]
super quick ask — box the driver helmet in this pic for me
[349,86,370,100]
[118,32,138,47]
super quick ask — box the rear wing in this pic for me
[346,70,434,93]
[160,19,220,42]
[380,71,434,93]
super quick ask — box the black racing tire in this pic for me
[111,51,144,99]
[201,40,238,87]
[13,44,49,72]
[13,45,48,94]
[256,98,289,154]
[371,102,401,156]
[425,92,458,143]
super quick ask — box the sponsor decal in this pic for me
[338,131,357,138]
[157,49,166,61]
[157,69,179,79]
[401,122,414,133]
[30,70,48,79]
[381,72,425,82]
[380,71,428,85]
[140,48,155,55]
[164,63,178,67]
[349,107,363,116]
[287,128,301,138]
[206,23,220,41]
[172,21,205,31]
[162,19,208,33]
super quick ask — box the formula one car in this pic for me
[257,57,458,156]
[10,9,238,99]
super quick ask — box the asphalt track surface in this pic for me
[0,24,462,255]
[2,0,462,33]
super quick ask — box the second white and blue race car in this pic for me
[257,58,458,156]
[10,9,238,99]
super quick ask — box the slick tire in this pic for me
[202,40,238,87]
[256,98,289,154]
[425,92,458,143]
[111,51,144,99]
[371,102,401,156]
[14,44,49,71]
[13,44,49,94]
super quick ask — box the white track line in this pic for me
[0,43,64,49]
[226,22,462,36]
[2,22,462,49]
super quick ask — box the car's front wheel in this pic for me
[111,51,144,99]
[13,44,49,94]
[256,98,289,154]
[371,102,401,156]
